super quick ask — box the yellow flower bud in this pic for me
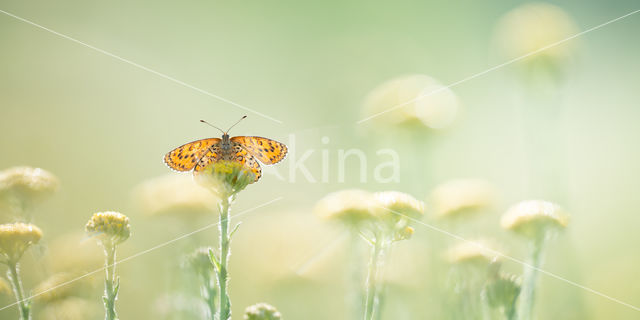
[85,211,131,246]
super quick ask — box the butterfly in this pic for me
[164,116,287,182]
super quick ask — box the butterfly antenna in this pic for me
[226,115,247,133]
[200,120,225,134]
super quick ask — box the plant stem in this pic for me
[104,243,118,320]
[518,237,545,320]
[363,235,388,320]
[7,262,30,320]
[217,195,233,320]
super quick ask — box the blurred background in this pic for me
[0,0,639,319]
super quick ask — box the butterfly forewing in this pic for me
[230,136,288,165]
[164,138,221,171]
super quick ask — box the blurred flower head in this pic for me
[0,277,11,296]
[484,271,521,311]
[316,189,424,241]
[373,191,424,237]
[33,272,90,304]
[195,160,256,197]
[0,166,59,211]
[314,189,377,227]
[0,222,42,264]
[501,200,569,240]
[494,3,578,77]
[85,211,131,247]
[363,74,459,130]
[447,239,501,267]
[429,179,496,220]
[244,302,282,320]
[47,232,103,273]
[134,174,218,217]
[39,297,98,320]
[184,247,214,276]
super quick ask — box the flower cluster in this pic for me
[429,179,496,220]
[501,200,568,240]
[135,174,219,217]
[195,161,256,197]
[315,189,424,240]
[244,303,282,320]
[362,74,459,130]
[0,166,59,200]
[447,239,500,267]
[85,211,131,246]
[494,3,578,67]
[0,222,43,264]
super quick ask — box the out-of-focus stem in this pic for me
[518,237,545,320]
[363,235,388,320]
[348,231,364,320]
[199,270,216,320]
[7,262,30,320]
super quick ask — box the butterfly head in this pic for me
[200,115,247,139]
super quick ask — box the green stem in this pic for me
[363,235,388,320]
[217,195,232,320]
[104,243,118,320]
[7,262,30,320]
[518,237,545,320]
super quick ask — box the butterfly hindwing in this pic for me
[164,138,221,171]
[230,136,288,165]
[231,143,262,181]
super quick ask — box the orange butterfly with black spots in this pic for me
[164,116,287,182]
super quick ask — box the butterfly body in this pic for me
[164,132,287,183]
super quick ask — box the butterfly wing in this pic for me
[230,136,288,165]
[194,142,262,182]
[164,138,221,171]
